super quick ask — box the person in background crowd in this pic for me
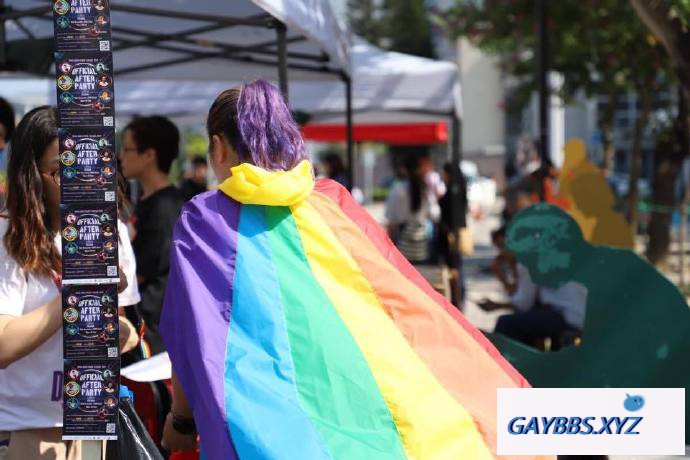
[385,155,440,263]
[420,154,445,261]
[489,226,518,295]
[503,180,539,223]
[437,161,468,305]
[0,107,138,459]
[420,154,446,200]
[120,115,184,356]
[481,178,584,348]
[0,98,15,210]
[179,156,208,202]
[321,153,349,189]
[478,260,586,349]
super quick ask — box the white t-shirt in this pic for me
[425,170,446,199]
[109,221,140,307]
[511,263,588,329]
[384,180,440,227]
[0,219,140,431]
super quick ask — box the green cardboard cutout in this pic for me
[490,204,690,441]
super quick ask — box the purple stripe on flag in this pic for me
[160,191,240,459]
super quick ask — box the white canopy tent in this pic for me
[110,39,461,122]
[0,0,357,183]
[0,5,462,214]
[296,38,461,122]
[1,0,349,83]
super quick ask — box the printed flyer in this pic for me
[62,285,119,360]
[62,359,119,440]
[53,0,112,53]
[60,203,119,282]
[55,52,114,128]
[59,128,117,204]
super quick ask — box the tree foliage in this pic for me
[631,1,690,264]
[348,0,435,58]
[347,0,381,44]
[435,0,670,109]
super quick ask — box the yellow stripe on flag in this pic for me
[290,201,493,460]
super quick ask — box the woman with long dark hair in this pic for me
[0,107,139,459]
[159,81,529,459]
[385,154,440,263]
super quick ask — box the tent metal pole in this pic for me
[245,36,306,50]
[276,21,289,101]
[112,4,271,27]
[537,0,550,165]
[345,74,354,191]
[0,5,51,21]
[115,48,340,77]
[450,113,465,307]
[0,5,269,27]
[308,108,453,119]
[113,23,235,52]
[112,24,328,62]
[29,14,318,62]
[0,0,6,67]
[450,114,461,230]
[12,18,34,38]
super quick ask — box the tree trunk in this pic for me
[646,87,690,265]
[627,89,652,232]
[601,91,618,172]
[684,85,690,168]
[679,88,690,280]
[646,150,684,265]
[679,185,690,288]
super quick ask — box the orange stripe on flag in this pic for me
[314,179,529,388]
[310,188,538,459]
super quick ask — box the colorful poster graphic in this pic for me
[59,128,117,204]
[62,285,119,360]
[55,53,114,128]
[53,0,111,53]
[61,204,119,282]
[62,360,119,440]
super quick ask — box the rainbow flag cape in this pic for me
[160,161,533,460]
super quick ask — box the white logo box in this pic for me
[497,388,685,456]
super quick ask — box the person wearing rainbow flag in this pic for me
[159,80,534,459]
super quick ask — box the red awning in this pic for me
[302,122,448,145]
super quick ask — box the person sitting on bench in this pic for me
[478,263,586,349]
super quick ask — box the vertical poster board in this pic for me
[53,0,120,441]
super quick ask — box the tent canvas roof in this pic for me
[2,0,349,81]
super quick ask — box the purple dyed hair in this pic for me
[206,79,308,171]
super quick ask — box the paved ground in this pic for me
[461,211,505,331]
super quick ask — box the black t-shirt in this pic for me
[437,176,468,266]
[179,179,207,202]
[132,185,184,355]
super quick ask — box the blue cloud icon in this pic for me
[624,393,645,412]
